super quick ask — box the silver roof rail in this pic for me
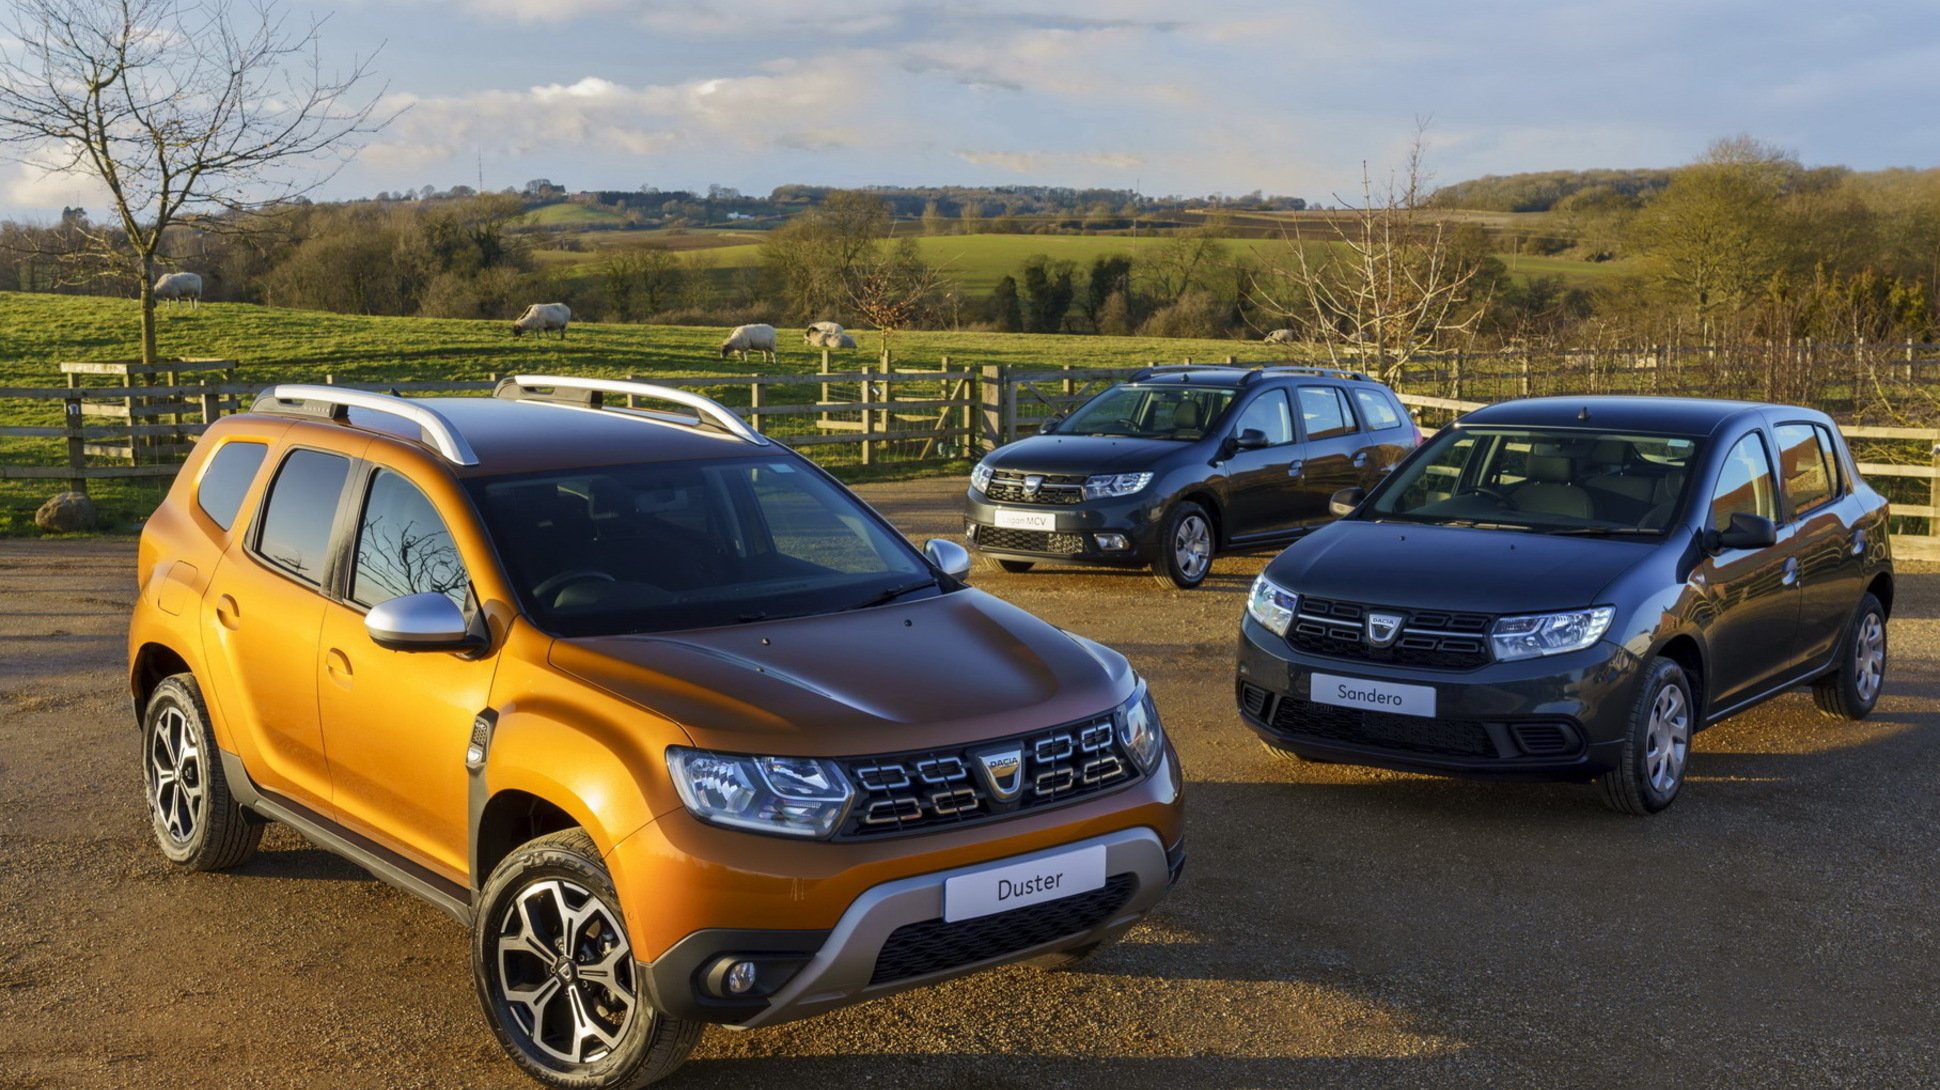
[252,385,480,466]
[494,374,768,446]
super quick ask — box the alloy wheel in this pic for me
[1644,683,1690,795]
[1854,612,1885,703]
[494,878,638,1067]
[147,704,205,844]
[1173,514,1211,581]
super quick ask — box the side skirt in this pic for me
[217,749,474,925]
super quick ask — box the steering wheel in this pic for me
[1458,484,1514,506]
[532,569,616,601]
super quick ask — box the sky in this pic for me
[4,0,1938,219]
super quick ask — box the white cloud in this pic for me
[956,150,1144,175]
[3,150,109,213]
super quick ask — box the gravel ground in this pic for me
[2,477,1936,1089]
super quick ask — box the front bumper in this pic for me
[1235,615,1641,781]
[962,489,1164,566]
[640,826,1180,1028]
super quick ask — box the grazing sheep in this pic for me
[803,320,844,344]
[153,271,202,309]
[1262,328,1296,345]
[807,330,857,350]
[719,323,779,363]
[511,302,571,339]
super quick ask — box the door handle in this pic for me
[1287,459,1305,478]
[1352,451,1369,469]
[325,647,354,689]
[1852,528,1867,557]
[1781,557,1800,587]
[214,594,240,630]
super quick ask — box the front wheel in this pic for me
[143,674,261,870]
[1598,657,1693,816]
[474,829,701,1089]
[1812,593,1886,720]
[1152,501,1214,589]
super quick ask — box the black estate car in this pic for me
[965,366,1420,587]
[1235,395,1893,814]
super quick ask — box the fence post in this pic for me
[199,379,219,430]
[1224,355,1236,365]
[64,393,86,495]
[1930,439,1940,542]
[1452,351,1465,401]
[1520,354,1532,399]
[748,379,764,435]
[859,363,874,467]
[978,365,1005,452]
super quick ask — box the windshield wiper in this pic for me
[1538,526,1664,537]
[842,578,937,612]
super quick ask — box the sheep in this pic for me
[511,302,571,339]
[719,323,779,363]
[1262,328,1296,345]
[806,330,857,350]
[153,271,202,310]
[803,320,844,344]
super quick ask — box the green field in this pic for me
[518,202,632,228]
[0,292,1281,534]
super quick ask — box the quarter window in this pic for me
[256,449,351,585]
[1353,389,1404,431]
[1710,434,1776,532]
[195,441,268,531]
[1297,386,1356,440]
[1233,390,1294,445]
[351,469,468,607]
[1774,424,1835,516]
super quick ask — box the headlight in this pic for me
[1116,681,1166,773]
[1489,607,1616,662]
[1083,472,1153,500]
[1247,574,1299,637]
[970,460,994,493]
[666,747,853,838]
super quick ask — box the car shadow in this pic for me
[672,1053,1450,1090]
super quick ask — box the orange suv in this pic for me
[128,375,1184,1088]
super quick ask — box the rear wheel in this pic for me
[1812,593,1886,720]
[474,829,701,1089]
[143,674,261,870]
[1152,502,1214,589]
[1598,657,1692,816]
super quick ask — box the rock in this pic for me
[34,491,96,533]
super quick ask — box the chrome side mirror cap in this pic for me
[924,538,972,582]
[365,592,480,652]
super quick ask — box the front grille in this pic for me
[835,717,1138,839]
[1285,595,1494,669]
[870,873,1138,985]
[1239,682,1584,761]
[984,471,1087,506]
[974,526,1087,555]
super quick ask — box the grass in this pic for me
[0,292,1276,534]
[518,202,631,228]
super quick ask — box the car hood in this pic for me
[549,589,1133,756]
[1264,520,1651,614]
[987,435,1192,474]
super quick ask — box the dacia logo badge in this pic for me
[971,744,1026,803]
[1365,611,1405,648]
[1023,474,1045,497]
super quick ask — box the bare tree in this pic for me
[846,238,948,368]
[0,0,389,362]
[1248,130,1491,388]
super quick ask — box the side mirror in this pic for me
[1329,486,1366,518]
[1232,428,1270,452]
[924,538,972,582]
[1038,413,1066,434]
[366,592,481,652]
[1709,511,1777,551]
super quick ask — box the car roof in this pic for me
[1455,395,1811,436]
[1123,365,1383,389]
[245,394,768,478]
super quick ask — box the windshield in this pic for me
[469,457,936,637]
[1367,427,1703,534]
[1060,384,1235,440]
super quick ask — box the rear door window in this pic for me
[351,469,468,607]
[196,441,268,531]
[1352,389,1404,431]
[1774,423,1835,516]
[1233,390,1294,445]
[1297,386,1356,440]
[1710,434,1777,532]
[255,449,351,586]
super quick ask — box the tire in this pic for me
[996,559,1035,573]
[1598,657,1694,816]
[1152,501,1214,589]
[142,674,261,870]
[474,829,702,1090]
[1812,593,1886,721]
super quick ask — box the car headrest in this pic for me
[1172,401,1203,429]
[1525,454,1575,485]
[1589,439,1629,465]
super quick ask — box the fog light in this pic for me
[1095,532,1130,551]
[724,960,757,995]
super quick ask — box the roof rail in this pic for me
[1128,363,1240,382]
[493,374,768,446]
[1239,365,1371,385]
[252,385,480,466]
